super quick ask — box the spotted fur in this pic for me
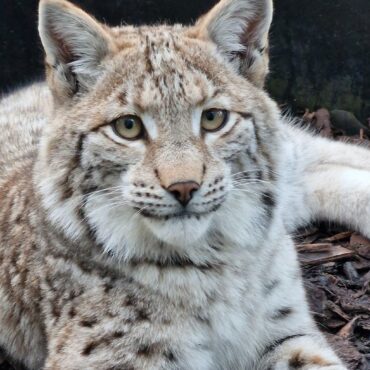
[0,0,365,369]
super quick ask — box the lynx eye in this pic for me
[111,116,144,140]
[201,109,229,132]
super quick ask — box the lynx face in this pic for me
[37,0,280,258]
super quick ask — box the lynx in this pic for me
[0,0,368,369]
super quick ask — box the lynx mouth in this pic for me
[137,204,222,221]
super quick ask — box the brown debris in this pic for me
[297,243,333,252]
[297,109,370,368]
[337,316,359,338]
[297,223,370,369]
[327,334,368,370]
[350,234,370,260]
[343,262,360,281]
[296,103,370,369]
[350,233,370,249]
[298,244,354,265]
[324,231,353,243]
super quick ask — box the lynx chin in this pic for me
[1,0,369,369]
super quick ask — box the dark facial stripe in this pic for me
[251,119,262,148]
[261,191,276,221]
[250,119,277,181]
[60,133,86,200]
[144,35,155,74]
[75,193,98,243]
[245,148,270,183]
[220,117,242,139]
[236,111,253,120]
[261,191,276,208]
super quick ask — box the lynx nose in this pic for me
[167,181,200,207]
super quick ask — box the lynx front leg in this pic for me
[40,270,214,370]
[43,310,180,370]
[44,316,209,370]
[282,124,370,238]
[254,235,348,370]
[259,334,346,370]
[42,291,183,370]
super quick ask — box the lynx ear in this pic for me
[194,0,273,88]
[39,0,115,102]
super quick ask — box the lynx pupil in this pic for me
[206,111,216,121]
[124,118,134,130]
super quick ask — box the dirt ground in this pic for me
[298,225,370,369]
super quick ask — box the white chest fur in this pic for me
[123,240,269,370]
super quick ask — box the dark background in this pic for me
[0,0,369,122]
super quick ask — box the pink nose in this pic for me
[167,181,200,206]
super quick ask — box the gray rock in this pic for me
[330,110,370,136]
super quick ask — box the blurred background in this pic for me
[0,0,369,122]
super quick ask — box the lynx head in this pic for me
[36,0,281,262]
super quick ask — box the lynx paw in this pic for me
[272,351,347,370]
[264,333,348,370]
[273,365,346,370]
